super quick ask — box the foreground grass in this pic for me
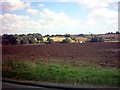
[2,60,120,87]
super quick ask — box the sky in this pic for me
[0,0,119,35]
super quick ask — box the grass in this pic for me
[2,60,120,87]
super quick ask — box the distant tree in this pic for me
[49,39,54,44]
[62,37,72,43]
[51,35,54,37]
[2,33,44,45]
[77,34,84,37]
[36,37,43,43]
[111,32,114,34]
[90,33,93,37]
[19,34,26,37]
[90,36,104,42]
[16,38,21,44]
[64,34,71,37]
[28,38,36,44]
[46,38,54,44]
[20,38,29,44]
[116,31,120,34]
[2,34,10,45]
[36,34,43,43]
[47,37,51,41]
[90,36,98,42]
[27,34,38,44]
[9,35,17,45]
[2,34,9,39]
[70,36,76,41]
[107,32,114,34]
[2,39,9,45]
[54,34,63,37]
[45,34,50,37]
[14,35,21,44]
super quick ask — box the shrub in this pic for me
[62,37,72,43]
[46,39,55,44]
[90,36,104,42]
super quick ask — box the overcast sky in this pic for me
[0,0,118,35]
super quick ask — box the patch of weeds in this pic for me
[2,60,120,86]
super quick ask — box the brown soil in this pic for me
[2,42,119,68]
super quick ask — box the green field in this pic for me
[3,60,119,87]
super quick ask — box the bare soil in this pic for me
[2,42,119,68]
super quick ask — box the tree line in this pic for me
[2,33,79,45]
[2,31,119,45]
[2,33,43,45]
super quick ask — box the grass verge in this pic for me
[2,60,120,87]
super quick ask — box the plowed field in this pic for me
[2,42,119,68]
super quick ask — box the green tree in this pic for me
[70,36,76,41]
[47,37,51,41]
[48,39,55,44]
[90,36,104,42]
[20,38,29,44]
[46,38,54,44]
[9,35,17,45]
[64,34,71,37]
[28,38,36,44]
[2,34,10,45]
[62,37,72,43]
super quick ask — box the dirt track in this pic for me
[2,42,119,68]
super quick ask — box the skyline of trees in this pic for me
[1,31,119,45]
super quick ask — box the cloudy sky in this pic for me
[0,0,118,35]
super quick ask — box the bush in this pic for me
[46,39,55,44]
[90,36,104,42]
[62,38,72,43]
[28,38,36,44]
[20,39,29,44]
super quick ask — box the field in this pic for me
[2,42,120,87]
[2,42,119,67]
[50,37,66,42]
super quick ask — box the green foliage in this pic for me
[46,38,55,44]
[70,36,76,41]
[90,36,104,42]
[16,38,21,44]
[20,38,29,44]
[64,34,71,37]
[9,35,17,45]
[2,34,10,45]
[2,33,43,45]
[3,60,119,86]
[77,34,85,37]
[47,37,50,41]
[62,37,72,43]
[28,37,36,44]
[2,32,119,45]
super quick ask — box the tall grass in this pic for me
[2,60,120,86]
